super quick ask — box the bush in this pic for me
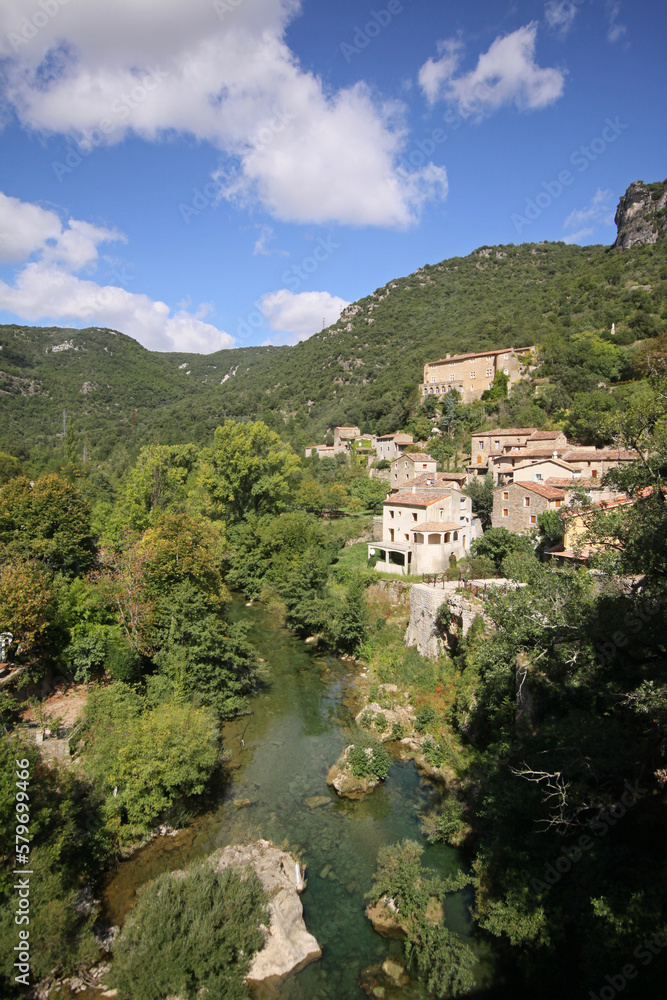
[375,712,387,733]
[391,721,406,740]
[347,740,392,781]
[359,709,374,729]
[415,704,437,733]
[422,736,446,768]
[111,863,268,1000]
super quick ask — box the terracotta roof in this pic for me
[414,521,460,532]
[428,347,534,367]
[494,482,566,500]
[514,458,579,472]
[385,492,451,508]
[528,430,566,441]
[376,433,414,442]
[562,449,639,462]
[410,473,466,489]
[335,425,360,436]
[545,477,608,488]
[403,452,435,462]
[471,427,536,438]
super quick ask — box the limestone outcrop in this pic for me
[212,839,321,982]
[614,179,667,250]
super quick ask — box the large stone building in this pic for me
[420,346,536,404]
[390,452,437,487]
[492,481,566,532]
[333,425,360,448]
[375,433,414,461]
[368,486,481,575]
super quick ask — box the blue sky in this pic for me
[0,0,664,352]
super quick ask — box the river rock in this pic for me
[304,794,331,809]
[327,745,382,799]
[212,839,321,982]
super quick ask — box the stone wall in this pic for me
[404,580,521,659]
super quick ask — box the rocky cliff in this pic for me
[614,179,667,249]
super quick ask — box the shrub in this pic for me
[391,721,406,740]
[415,704,437,733]
[422,736,446,768]
[347,740,392,781]
[359,709,374,729]
[111,863,268,1000]
[375,712,387,733]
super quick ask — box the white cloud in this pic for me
[418,23,565,117]
[563,227,594,245]
[544,1,578,36]
[253,224,287,256]
[0,0,446,228]
[260,288,348,343]
[606,1,627,42]
[564,188,615,230]
[418,39,464,106]
[0,191,232,352]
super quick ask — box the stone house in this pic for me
[547,493,635,565]
[420,346,536,405]
[409,471,468,490]
[468,427,537,479]
[368,487,480,575]
[375,433,414,462]
[560,448,639,480]
[305,444,347,458]
[333,425,360,448]
[390,452,437,487]
[492,481,567,533]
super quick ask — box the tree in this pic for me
[537,510,565,546]
[199,420,301,523]
[109,444,200,536]
[481,371,509,402]
[470,526,534,569]
[0,561,57,666]
[111,863,268,1000]
[0,452,20,485]
[463,474,494,528]
[0,474,95,574]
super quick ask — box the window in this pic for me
[486,355,493,361]
[405,533,409,541]
[486,368,493,377]
[503,353,509,360]
[412,512,417,521]
[389,510,394,518]
[502,508,509,517]
[530,515,536,524]
[503,368,509,375]
[430,374,436,382]
[524,496,530,507]
[555,500,562,508]
[470,371,476,379]
[439,509,444,520]
[460,496,466,505]
[503,491,509,500]
[479,441,485,451]
[592,469,598,478]
[495,441,500,449]
[449,374,455,381]
[535,473,543,481]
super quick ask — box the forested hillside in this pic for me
[2,215,666,466]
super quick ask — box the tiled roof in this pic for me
[385,492,451,508]
[410,473,466,489]
[414,521,460,532]
[545,477,608,488]
[494,482,565,499]
[404,452,435,462]
[335,425,359,435]
[529,430,565,441]
[428,347,534,366]
[394,434,414,444]
[471,427,536,437]
[514,458,578,472]
[562,449,639,462]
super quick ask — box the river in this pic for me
[100,597,479,999]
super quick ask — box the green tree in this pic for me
[111,863,268,1000]
[0,474,95,574]
[199,420,301,523]
[463,474,494,528]
[471,526,534,569]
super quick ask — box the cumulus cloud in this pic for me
[0,191,232,352]
[544,1,578,36]
[260,288,348,343]
[418,23,565,117]
[0,0,446,228]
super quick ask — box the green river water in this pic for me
[100,598,484,999]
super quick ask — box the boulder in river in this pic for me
[212,839,321,983]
